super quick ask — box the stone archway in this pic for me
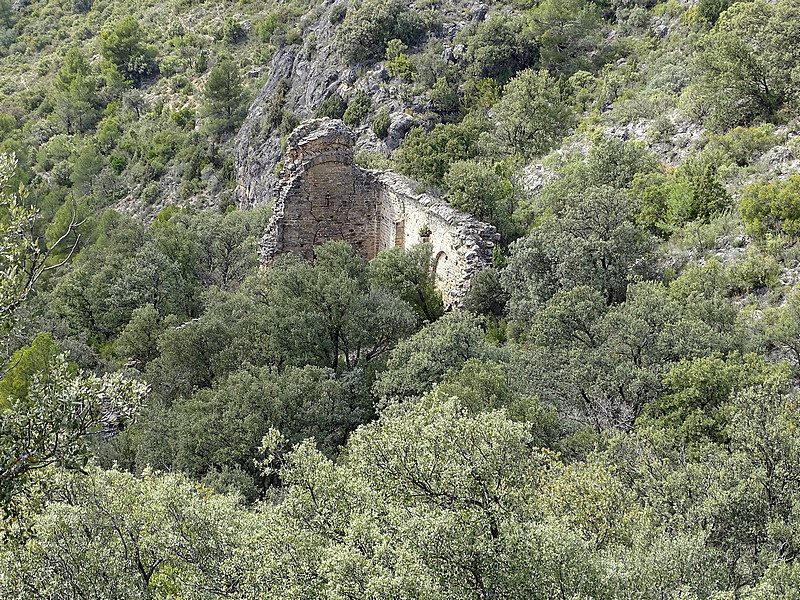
[433,250,449,286]
[394,220,405,247]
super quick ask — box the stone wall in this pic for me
[261,119,499,307]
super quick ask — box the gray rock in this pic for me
[234,8,346,208]
[343,68,358,85]
[387,112,415,149]
[441,23,462,40]
[761,145,793,166]
[469,3,489,22]
[372,65,389,83]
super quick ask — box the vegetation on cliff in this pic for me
[5,0,800,597]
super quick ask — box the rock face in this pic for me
[234,39,347,209]
[261,119,499,307]
[233,1,488,210]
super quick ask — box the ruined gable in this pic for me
[261,118,499,307]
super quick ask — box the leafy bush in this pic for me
[443,159,516,237]
[740,174,800,239]
[692,0,800,130]
[372,108,390,138]
[503,185,657,318]
[222,18,246,44]
[203,59,245,133]
[385,39,414,81]
[697,0,736,24]
[171,107,196,129]
[394,114,488,185]
[99,16,158,85]
[0,333,62,404]
[109,154,127,175]
[456,14,538,82]
[726,248,781,295]
[314,92,347,120]
[278,110,299,136]
[342,91,371,127]
[256,12,285,42]
[336,0,426,63]
[707,124,777,167]
[429,77,460,117]
[634,162,731,235]
[530,0,602,74]
[492,69,575,160]
[330,3,347,24]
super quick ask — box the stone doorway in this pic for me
[394,220,405,248]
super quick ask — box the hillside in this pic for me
[4,0,800,597]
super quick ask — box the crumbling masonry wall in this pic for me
[260,119,499,307]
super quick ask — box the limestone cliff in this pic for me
[234,4,347,209]
[233,1,491,210]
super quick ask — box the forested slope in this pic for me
[4,0,800,597]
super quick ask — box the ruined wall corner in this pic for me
[259,119,499,308]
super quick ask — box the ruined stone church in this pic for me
[260,119,499,307]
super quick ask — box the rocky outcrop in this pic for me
[261,119,499,307]
[233,1,491,210]
[234,7,349,209]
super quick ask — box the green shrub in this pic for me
[278,110,299,135]
[385,38,414,81]
[343,91,372,127]
[647,116,677,143]
[740,174,800,239]
[314,92,347,120]
[726,248,781,295]
[679,162,732,222]
[462,77,503,110]
[372,108,390,138]
[709,124,777,167]
[697,0,736,24]
[529,0,601,75]
[141,182,160,205]
[354,150,391,170]
[692,0,800,130]
[456,14,538,82]
[0,333,63,404]
[262,78,291,133]
[443,160,511,224]
[429,77,460,117]
[99,16,158,85]
[222,18,246,44]
[171,107,196,129]
[285,28,301,46]
[109,154,127,174]
[256,13,285,42]
[336,0,426,63]
[634,162,731,235]
[393,115,487,186]
[492,69,575,160]
[330,4,346,24]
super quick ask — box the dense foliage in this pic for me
[5,0,800,597]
